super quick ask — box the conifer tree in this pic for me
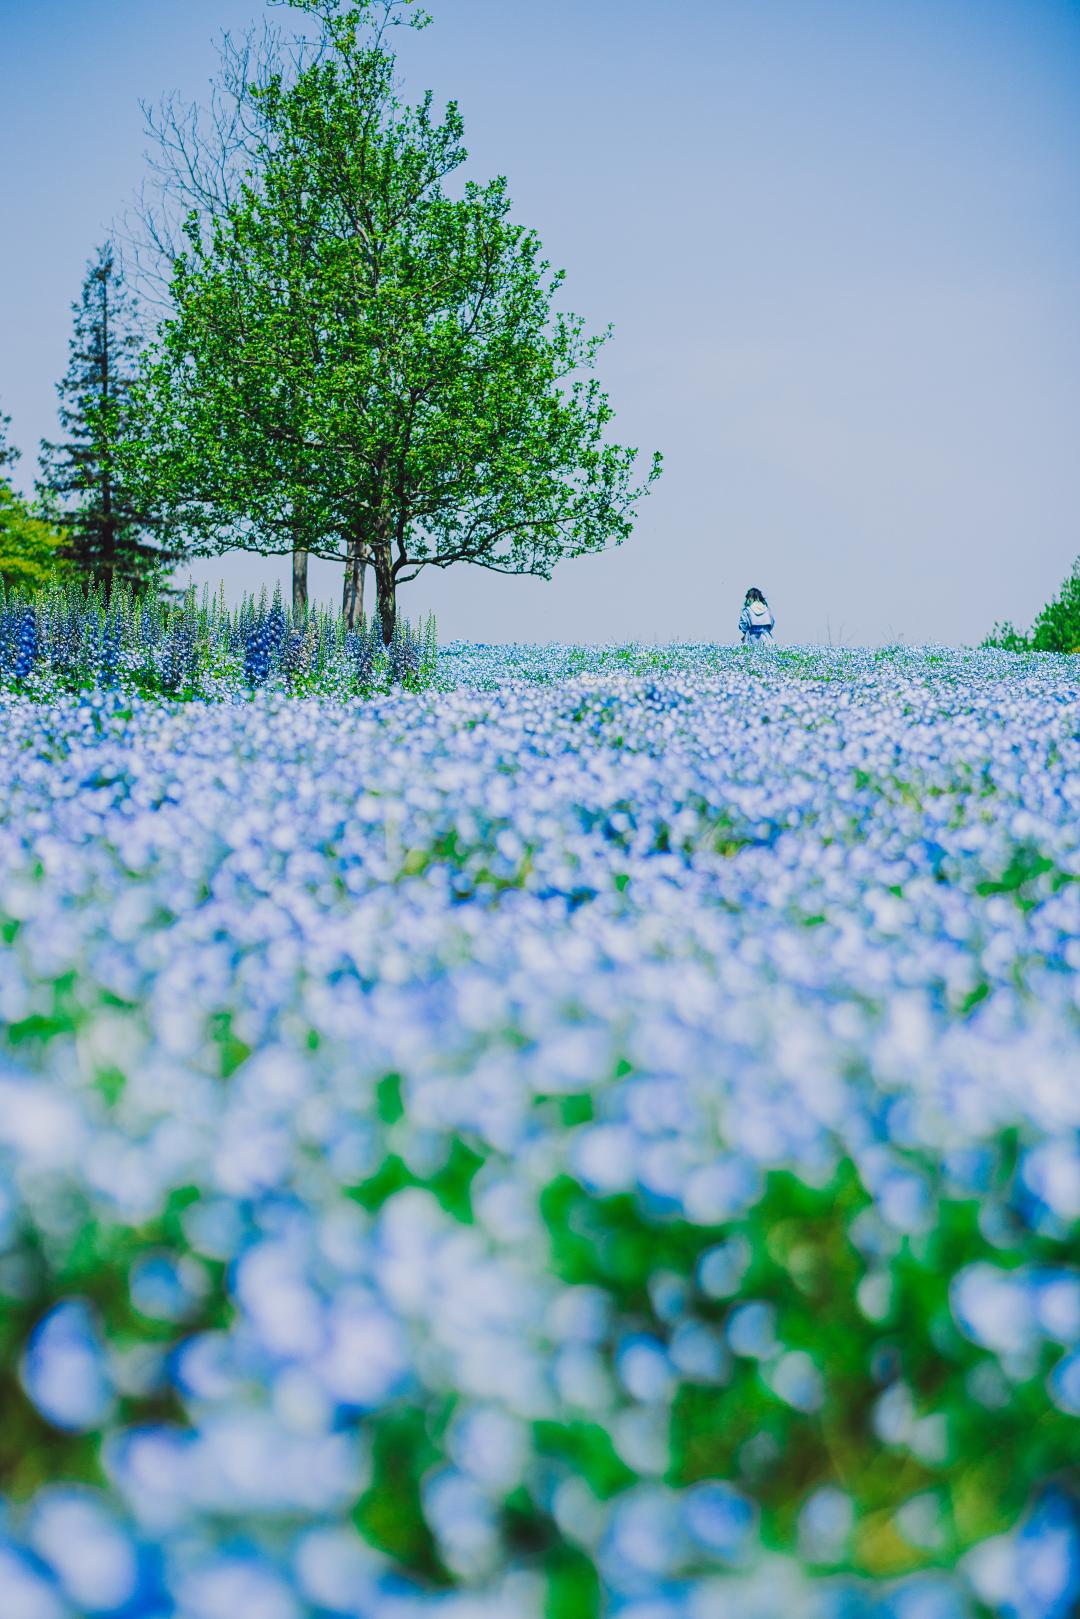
[40,243,180,593]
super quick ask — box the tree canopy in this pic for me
[130,0,660,636]
[0,405,69,591]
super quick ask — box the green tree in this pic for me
[131,0,660,638]
[988,556,1080,653]
[40,243,179,594]
[0,489,71,591]
[133,21,325,614]
[0,403,69,590]
[1030,558,1080,652]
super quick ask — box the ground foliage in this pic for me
[0,644,1078,1618]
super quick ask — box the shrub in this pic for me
[987,556,1080,652]
[1030,559,1080,652]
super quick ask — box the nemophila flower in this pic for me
[1049,1351,1080,1416]
[726,1301,778,1360]
[767,1349,826,1414]
[0,1546,68,1619]
[684,1480,758,1562]
[176,1555,302,1619]
[798,1485,854,1564]
[27,1488,141,1615]
[21,1300,115,1432]
[0,645,1078,1615]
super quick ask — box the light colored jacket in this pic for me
[739,599,775,642]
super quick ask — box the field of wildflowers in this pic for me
[0,641,1078,1619]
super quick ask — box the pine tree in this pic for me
[40,243,180,593]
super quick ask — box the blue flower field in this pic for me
[1,642,1079,1619]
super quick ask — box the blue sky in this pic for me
[2,0,1078,643]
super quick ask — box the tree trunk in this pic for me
[99,510,116,597]
[292,546,308,616]
[99,273,114,597]
[373,546,396,645]
[342,535,367,629]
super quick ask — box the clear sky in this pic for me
[2,0,1078,644]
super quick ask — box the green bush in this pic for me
[1030,559,1080,652]
[987,556,1080,652]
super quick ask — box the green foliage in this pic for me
[0,485,71,591]
[129,0,659,640]
[986,556,1080,653]
[1030,558,1080,652]
[39,243,180,592]
[355,1405,453,1583]
[0,404,72,588]
[983,618,1031,653]
[538,1165,1080,1582]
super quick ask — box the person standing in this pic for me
[739,587,775,645]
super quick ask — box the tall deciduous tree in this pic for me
[131,25,326,615]
[131,0,660,638]
[40,244,178,593]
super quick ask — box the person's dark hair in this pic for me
[745,587,766,604]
